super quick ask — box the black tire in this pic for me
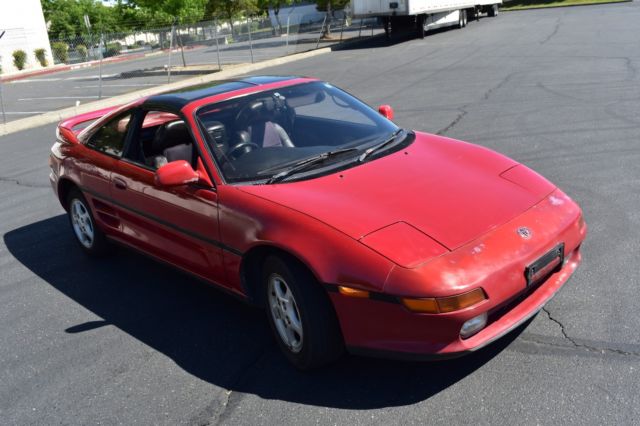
[67,188,111,256]
[262,255,343,370]
[458,10,467,28]
[488,4,499,17]
[416,14,426,39]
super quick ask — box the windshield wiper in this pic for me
[358,129,404,162]
[265,147,359,184]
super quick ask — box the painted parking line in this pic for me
[7,74,119,84]
[73,83,159,88]
[18,96,106,101]
[2,111,49,114]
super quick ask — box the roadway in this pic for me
[1,2,639,424]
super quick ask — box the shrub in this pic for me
[180,34,195,44]
[34,48,48,67]
[104,42,122,58]
[76,44,88,61]
[12,50,27,70]
[127,44,136,49]
[51,42,69,63]
[135,40,145,46]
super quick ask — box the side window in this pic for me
[126,111,195,170]
[86,112,133,157]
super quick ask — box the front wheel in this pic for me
[67,188,111,256]
[263,255,343,370]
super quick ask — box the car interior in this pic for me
[119,83,393,184]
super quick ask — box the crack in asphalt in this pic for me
[189,346,275,426]
[0,176,49,189]
[436,107,468,135]
[540,18,561,45]
[541,307,640,358]
[623,56,638,79]
[437,73,514,135]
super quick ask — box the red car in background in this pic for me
[49,76,587,369]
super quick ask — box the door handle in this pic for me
[113,177,127,190]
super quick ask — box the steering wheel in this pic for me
[227,141,259,159]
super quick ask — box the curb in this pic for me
[0,47,331,137]
[0,53,149,83]
[0,64,72,83]
[0,44,209,83]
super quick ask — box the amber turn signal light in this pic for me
[401,288,487,314]
[338,286,370,298]
[400,297,439,313]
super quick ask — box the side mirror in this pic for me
[156,160,199,187]
[378,104,394,120]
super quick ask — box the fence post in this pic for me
[340,16,345,41]
[358,18,364,38]
[317,14,328,50]
[167,22,176,83]
[286,15,290,48]
[98,33,104,100]
[177,23,187,67]
[0,30,6,124]
[0,82,6,125]
[213,17,222,70]
[248,16,254,64]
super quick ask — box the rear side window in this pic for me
[86,112,133,157]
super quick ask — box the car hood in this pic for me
[238,132,556,251]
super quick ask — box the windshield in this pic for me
[195,81,403,183]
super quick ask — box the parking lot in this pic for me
[1,2,639,424]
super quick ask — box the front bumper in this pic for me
[329,189,587,359]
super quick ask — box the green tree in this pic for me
[257,0,298,34]
[206,0,258,34]
[316,0,349,37]
[129,0,208,25]
[42,0,124,38]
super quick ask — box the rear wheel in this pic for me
[263,255,343,370]
[416,14,426,39]
[458,10,467,28]
[67,188,111,256]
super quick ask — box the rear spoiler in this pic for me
[56,105,123,145]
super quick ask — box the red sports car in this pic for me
[49,76,587,369]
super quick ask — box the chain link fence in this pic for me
[1,11,383,124]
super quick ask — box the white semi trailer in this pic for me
[350,0,502,38]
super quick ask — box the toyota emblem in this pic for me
[517,227,532,239]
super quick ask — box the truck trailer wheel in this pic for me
[488,4,499,17]
[416,14,426,39]
[458,10,467,28]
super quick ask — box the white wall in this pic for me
[268,3,326,28]
[0,0,53,74]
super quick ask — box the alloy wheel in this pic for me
[70,198,94,249]
[268,273,304,353]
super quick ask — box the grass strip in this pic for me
[502,0,630,11]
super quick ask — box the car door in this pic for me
[108,108,227,286]
[79,110,135,235]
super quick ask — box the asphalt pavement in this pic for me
[1,2,639,424]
